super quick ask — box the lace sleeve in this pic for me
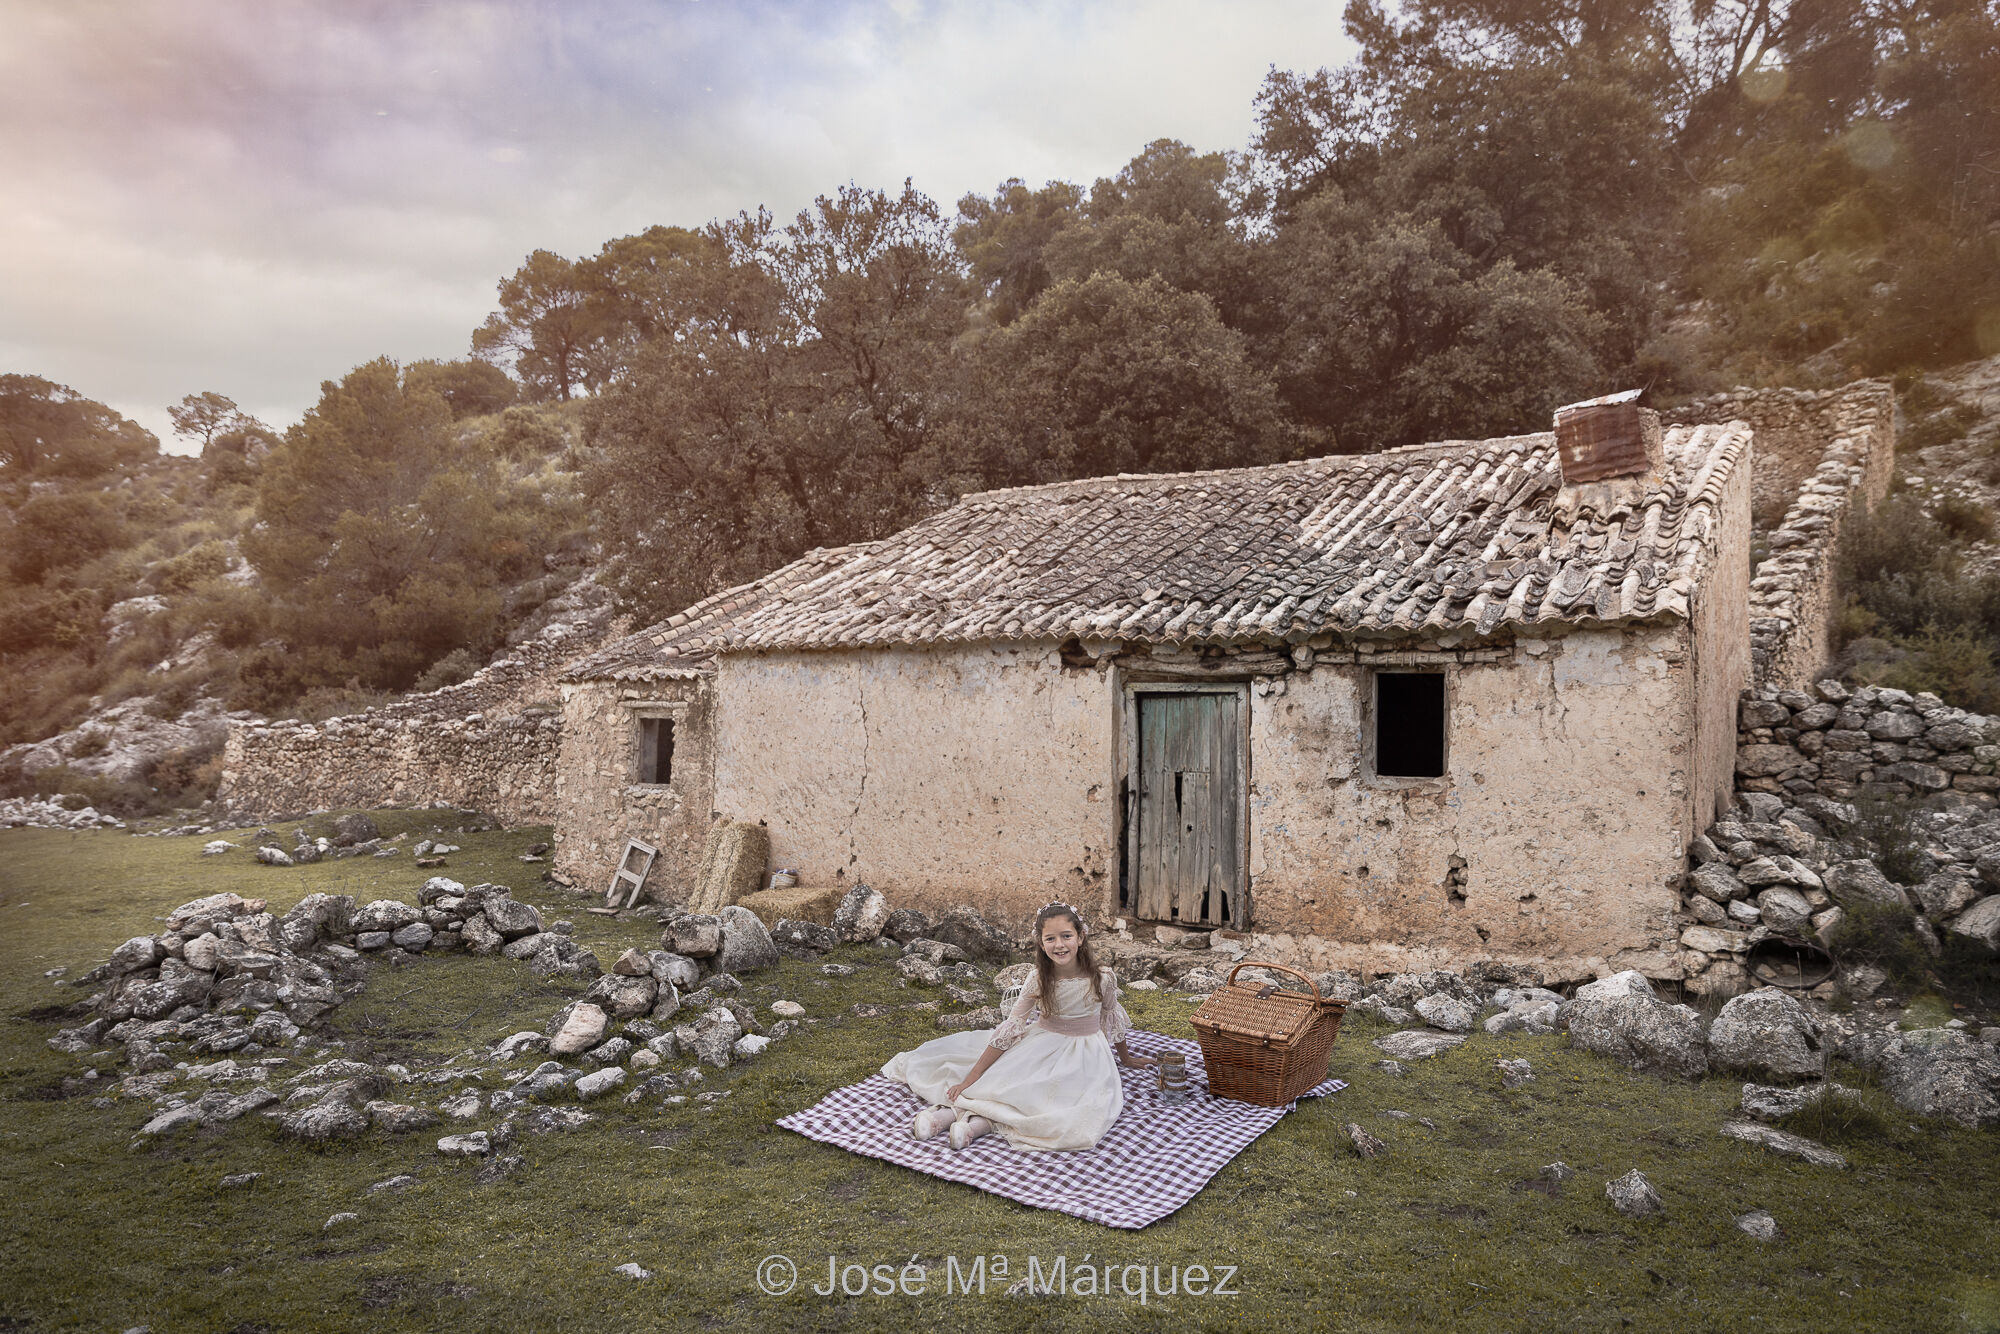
[987,971,1040,1050]
[1099,968,1132,1047]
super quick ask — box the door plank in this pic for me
[1133,692,1240,928]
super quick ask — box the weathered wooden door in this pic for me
[1133,692,1242,927]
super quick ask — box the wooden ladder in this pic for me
[606,838,659,909]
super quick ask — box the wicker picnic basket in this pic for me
[1189,962,1346,1107]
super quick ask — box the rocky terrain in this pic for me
[41,862,1999,1194]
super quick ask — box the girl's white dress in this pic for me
[881,966,1133,1152]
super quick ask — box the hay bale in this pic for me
[736,886,843,928]
[688,819,769,914]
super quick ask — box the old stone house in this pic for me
[554,397,1755,983]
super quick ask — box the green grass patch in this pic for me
[1,815,1997,1332]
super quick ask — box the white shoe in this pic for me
[947,1118,970,1151]
[912,1107,950,1141]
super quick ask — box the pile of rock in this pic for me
[1343,963,2000,1129]
[1088,923,1257,993]
[1680,728,2000,998]
[51,877,583,1061]
[0,795,125,830]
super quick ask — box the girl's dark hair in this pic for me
[1032,902,1102,1002]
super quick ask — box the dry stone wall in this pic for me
[219,626,611,826]
[1672,381,1895,691]
[1733,679,2000,802]
[1673,678,2000,996]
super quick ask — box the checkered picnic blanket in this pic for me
[775,1028,1344,1230]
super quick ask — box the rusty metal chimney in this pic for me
[1553,389,1663,484]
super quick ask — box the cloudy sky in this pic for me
[0,0,1354,452]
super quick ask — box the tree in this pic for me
[403,359,517,419]
[472,250,616,401]
[584,183,969,618]
[169,392,249,453]
[241,357,558,698]
[954,272,1303,485]
[0,375,155,481]
[7,490,126,584]
[1043,140,1266,334]
[954,178,1085,325]
[1263,194,1607,447]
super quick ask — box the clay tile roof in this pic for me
[564,422,1750,678]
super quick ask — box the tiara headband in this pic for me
[1038,900,1078,916]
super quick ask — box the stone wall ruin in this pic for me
[1671,381,1895,691]
[217,625,610,826]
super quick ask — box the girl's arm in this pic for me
[945,1045,1004,1102]
[948,972,1040,1101]
[1101,969,1154,1067]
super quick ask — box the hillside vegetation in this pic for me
[3,0,1997,811]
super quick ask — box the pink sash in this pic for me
[1035,1011,1101,1037]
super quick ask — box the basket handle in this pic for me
[1226,960,1325,1003]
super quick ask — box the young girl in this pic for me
[881,902,1155,1152]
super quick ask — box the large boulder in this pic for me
[1737,856,1822,891]
[1823,861,1907,911]
[391,922,434,952]
[481,895,543,940]
[1689,863,1748,903]
[649,952,700,991]
[460,913,505,956]
[328,813,380,847]
[166,893,258,934]
[713,905,781,973]
[549,1002,610,1056]
[1869,1029,2000,1127]
[1949,895,2000,950]
[1756,886,1814,935]
[583,973,659,1020]
[277,893,354,951]
[528,936,600,980]
[1708,987,1825,1080]
[666,914,722,959]
[832,885,891,943]
[1574,970,1655,1002]
[1414,993,1475,1034]
[279,1093,370,1143]
[929,907,1014,962]
[1912,873,1983,924]
[121,957,215,1019]
[692,1005,743,1069]
[351,900,421,933]
[883,908,932,942]
[108,936,161,975]
[1562,991,1707,1079]
[770,918,838,955]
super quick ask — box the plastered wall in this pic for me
[1240,624,1697,981]
[711,644,1119,931]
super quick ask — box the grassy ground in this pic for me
[1,814,1997,1333]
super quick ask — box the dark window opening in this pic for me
[1376,672,1446,778]
[638,717,675,785]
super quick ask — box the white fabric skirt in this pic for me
[882,1026,1124,1152]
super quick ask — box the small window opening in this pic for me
[1376,672,1446,778]
[638,716,675,785]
